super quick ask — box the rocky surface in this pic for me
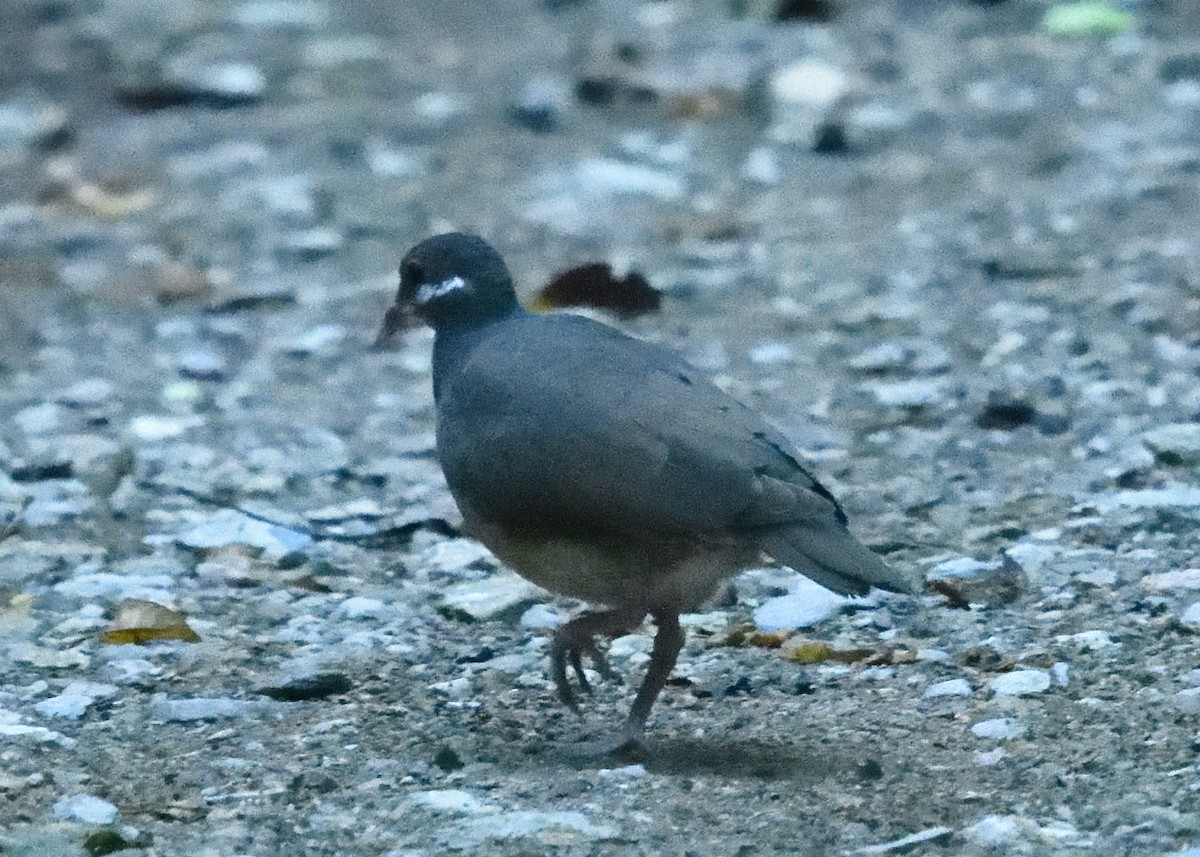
[2,1,1200,855]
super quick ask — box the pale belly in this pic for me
[460,506,755,614]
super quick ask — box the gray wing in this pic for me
[436,313,909,594]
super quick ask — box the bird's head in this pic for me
[376,232,519,344]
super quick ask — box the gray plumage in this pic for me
[379,232,911,751]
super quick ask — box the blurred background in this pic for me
[4,2,1200,853]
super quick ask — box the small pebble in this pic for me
[176,348,225,380]
[741,147,781,186]
[748,342,794,365]
[510,75,570,133]
[1051,662,1071,686]
[974,747,1006,766]
[58,377,116,406]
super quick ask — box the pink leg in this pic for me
[619,611,684,749]
[549,607,644,713]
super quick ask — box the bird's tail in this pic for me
[760,525,914,596]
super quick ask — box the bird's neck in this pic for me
[430,304,526,402]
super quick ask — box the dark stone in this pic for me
[433,745,465,772]
[975,398,1037,430]
[813,121,849,154]
[259,672,352,702]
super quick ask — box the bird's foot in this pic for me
[549,608,645,713]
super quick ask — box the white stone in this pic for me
[929,557,994,576]
[14,402,65,435]
[519,604,561,630]
[441,572,542,621]
[989,670,1051,696]
[409,789,491,814]
[924,678,973,698]
[128,414,204,441]
[154,697,253,721]
[963,814,1027,847]
[174,509,312,558]
[916,648,952,663]
[428,678,472,699]
[971,718,1025,740]
[597,764,646,779]
[862,378,947,407]
[1098,486,1200,510]
[573,159,684,200]
[53,570,174,601]
[974,747,1006,766]
[741,147,781,186]
[336,596,389,620]
[1143,423,1200,464]
[53,793,119,824]
[748,342,794,365]
[35,682,117,719]
[420,538,493,574]
[770,60,849,107]
[1143,569,1200,592]
[845,826,954,854]
[608,634,652,659]
[1054,630,1116,649]
[1175,687,1200,714]
[436,810,619,849]
[753,576,845,631]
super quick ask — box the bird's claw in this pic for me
[548,608,643,714]
[551,632,620,713]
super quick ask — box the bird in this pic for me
[377,232,913,753]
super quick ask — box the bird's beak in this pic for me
[373,300,416,349]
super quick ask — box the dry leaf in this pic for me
[100,599,200,644]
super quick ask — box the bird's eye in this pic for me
[403,259,425,284]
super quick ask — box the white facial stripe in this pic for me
[415,275,466,305]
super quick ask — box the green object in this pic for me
[84,830,134,857]
[1044,2,1135,37]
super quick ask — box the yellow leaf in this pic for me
[100,599,200,645]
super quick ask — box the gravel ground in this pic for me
[2,1,1200,855]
